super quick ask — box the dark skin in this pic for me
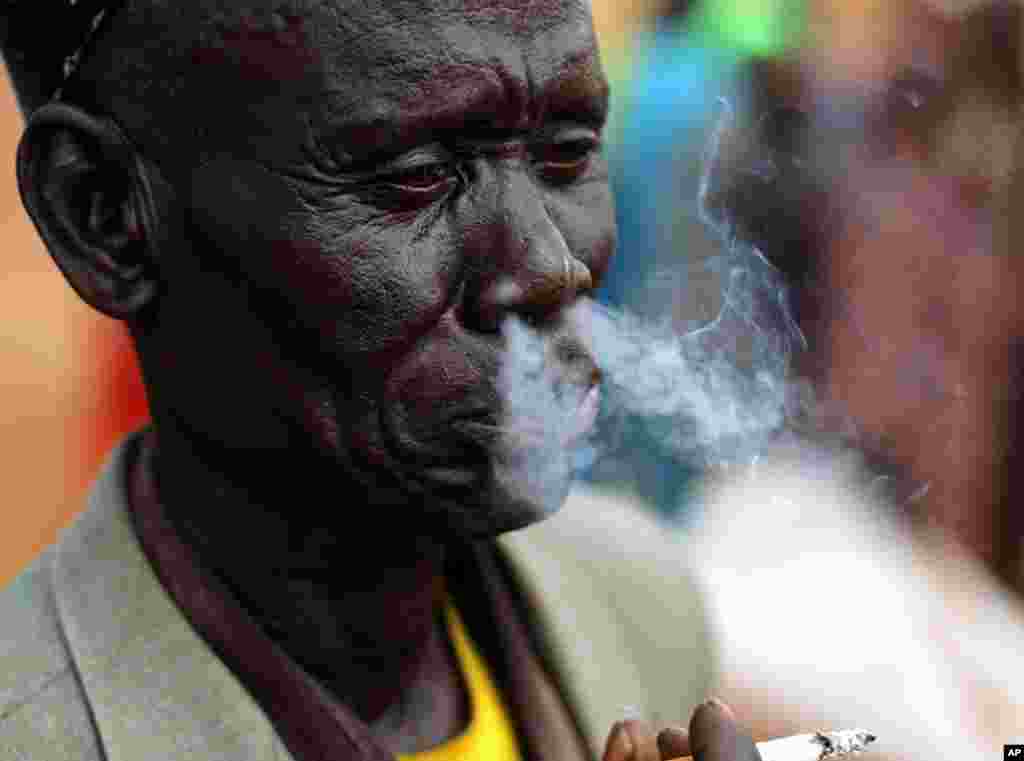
[17,0,761,757]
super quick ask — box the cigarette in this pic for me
[667,729,877,761]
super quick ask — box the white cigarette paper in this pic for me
[669,729,876,761]
[757,730,877,761]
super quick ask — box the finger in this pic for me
[657,726,690,759]
[603,719,662,761]
[604,722,634,761]
[689,699,763,761]
[621,719,662,761]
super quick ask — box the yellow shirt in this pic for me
[400,604,522,761]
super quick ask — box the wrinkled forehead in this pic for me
[173,0,603,162]
[323,4,597,101]
[315,0,597,89]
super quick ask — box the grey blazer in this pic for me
[0,441,713,760]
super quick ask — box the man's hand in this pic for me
[602,699,764,761]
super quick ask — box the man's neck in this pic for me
[135,426,470,752]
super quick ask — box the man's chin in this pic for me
[415,451,575,539]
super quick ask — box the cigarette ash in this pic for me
[812,729,877,758]
[751,729,878,761]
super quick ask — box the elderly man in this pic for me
[0,1,757,759]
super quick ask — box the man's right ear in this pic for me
[17,102,160,319]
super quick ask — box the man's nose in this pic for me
[457,166,593,333]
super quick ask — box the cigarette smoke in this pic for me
[496,235,811,513]
[494,314,581,514]
[496,90,826,515]
[580,241,802,469]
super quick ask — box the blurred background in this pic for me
[4,0,1024,753]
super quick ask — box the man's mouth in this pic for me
[451,378,602,451]
[385,316,603,498]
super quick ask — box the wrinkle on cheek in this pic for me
[386,317,492,414]
[265,237,392,354]
[268,238,357,312]
[266,234,454,365]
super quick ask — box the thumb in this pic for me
[689,699,763,761]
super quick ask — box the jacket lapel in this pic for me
[47,437,603,761]
[498,519,642,758]
[50,437,294,761]
[48,437,711,761]
[450,542,593,761]
[498,487,714,760]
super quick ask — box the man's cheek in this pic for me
[384,316,495,417]
[266,238,356,308]
[258,233,436,359]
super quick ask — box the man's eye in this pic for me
[381,163,457,192]
[534,135,600,183]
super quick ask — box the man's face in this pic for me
[144,0,614,535]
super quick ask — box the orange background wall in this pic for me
[0,72,148,585]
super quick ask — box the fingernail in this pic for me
[690,698,734,751]
[609,723,634,761]
[704,697,736,721]
[657,726,690,759]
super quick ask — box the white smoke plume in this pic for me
[495,238,811,499]
[493,313,581,514]
[579,243,805,471]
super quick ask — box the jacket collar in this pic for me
[52,433,296,761]
[49,435,625,760]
